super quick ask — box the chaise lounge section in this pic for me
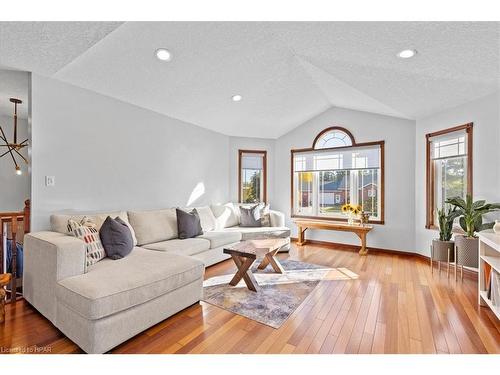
[23,204,290,353]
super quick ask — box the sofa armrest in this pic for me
[269,210,286,227]
[23,231,86,323]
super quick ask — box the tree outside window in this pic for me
[239,150,266,203]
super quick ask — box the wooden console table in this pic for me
[293,218,373,255]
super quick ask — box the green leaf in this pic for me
[474,215,483,232]
[446,197,466,209]
[472,200,486,209]
[459,216,467,232]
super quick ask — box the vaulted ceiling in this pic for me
[1,22,498,138]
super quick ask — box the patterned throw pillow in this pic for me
[260,205,271,227]
[67,216,96,232]
[68,218,106,268]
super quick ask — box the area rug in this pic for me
[202,259,356,328]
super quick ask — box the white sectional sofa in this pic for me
[23,204,290,353]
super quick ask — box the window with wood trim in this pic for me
[425,123,473,228]
[291,127,385,223]
[239,150,267,204]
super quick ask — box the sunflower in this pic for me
[341,204,350,213]
[353,207,360,215]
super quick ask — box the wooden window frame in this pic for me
[425,122,473,229]
[312,126,356,149]
[238,149,267,204]
[290,127,385,225]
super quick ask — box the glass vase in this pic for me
[347,213,355,225]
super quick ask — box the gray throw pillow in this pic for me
[240,205,262,227]
[176,208,203,239]
[99,216,134,260]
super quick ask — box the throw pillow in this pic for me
[176,208,203,239]
[260,204,271,227]
[210,203,239,228]
[240,205,262,227]
[67,215,96,232]
[99,216,134,260]
[68,218,106,268]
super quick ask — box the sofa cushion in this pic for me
[127,208,177,246]
[223,226,291,240]
[210,203,239,229]
[57,247,204,320]
[197,231,242,249]
[51,211,137,246]
[191,248,232,267]
[142,238,210,255]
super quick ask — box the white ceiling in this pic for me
[0,22,123,75]
[1,21,498,138]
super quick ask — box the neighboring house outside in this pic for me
[300,177,378,208]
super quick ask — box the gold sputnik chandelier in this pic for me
[0,98,28,175]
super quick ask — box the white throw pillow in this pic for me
[193,206,217,232]
[210,203,239,229]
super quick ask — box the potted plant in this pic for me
[432,206,456,264]
[446,194,500,267]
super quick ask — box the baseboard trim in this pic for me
[290,237,478,279]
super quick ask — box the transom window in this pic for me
[292,127,385,223]
[425,123,473,228]
[313,127,354,149]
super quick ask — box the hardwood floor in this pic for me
[1,243,499,354]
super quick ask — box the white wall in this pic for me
[30,74,230,231]
[274,107,416,252]
[0,115,30,211]
[228,136,276,204]
[414,92,500,256]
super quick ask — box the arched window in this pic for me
[292,126,385,224]
[313,127,355,149]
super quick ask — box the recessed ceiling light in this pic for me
[397,49,417,59]
[155,48,172,61]
[232,95,243,102]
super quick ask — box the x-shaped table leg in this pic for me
[229,255,260,292]
[257,247,285,273]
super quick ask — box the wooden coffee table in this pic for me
[223,238,288,292]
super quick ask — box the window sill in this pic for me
[291,214,384,225]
